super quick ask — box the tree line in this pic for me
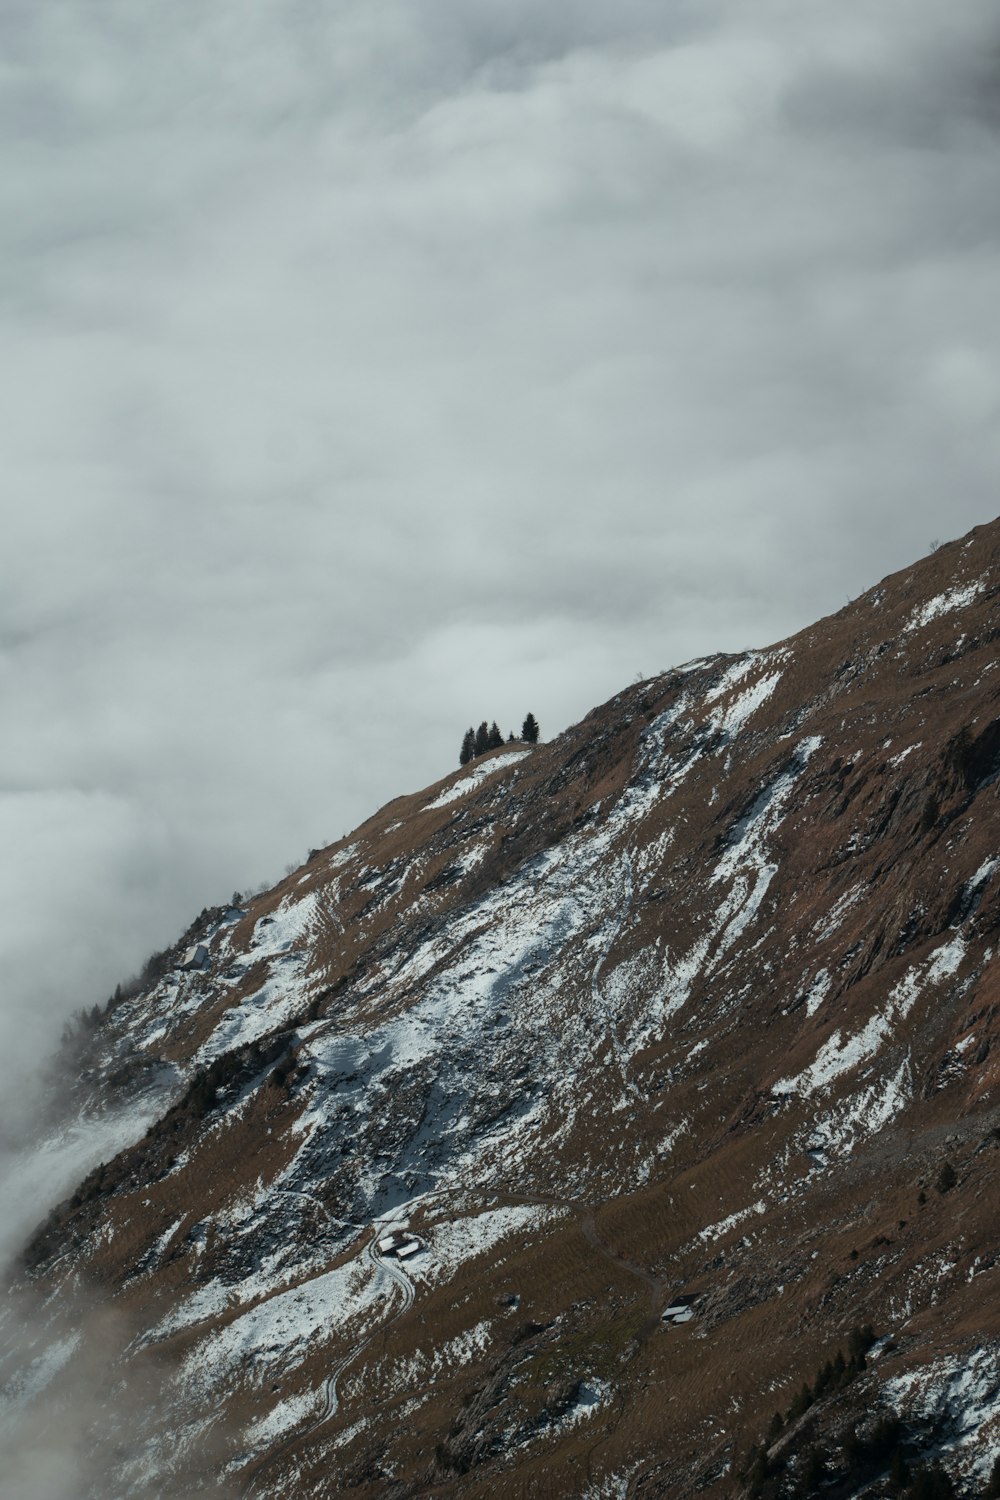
[460,713,539,766]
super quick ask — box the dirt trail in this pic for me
[581,1212,667,1338]
[497,1189,671,1333]
[240,1223,417,1497]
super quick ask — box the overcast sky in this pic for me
[2,0,1000,1083]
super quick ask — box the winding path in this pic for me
[580,1211,667,1339]
[313,1231,415,1424]
[240,1223,417,1497]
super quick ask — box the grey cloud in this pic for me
[0,1281,240,1496]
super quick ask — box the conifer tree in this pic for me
[890,1446,910,1493]
[521,712,539,744]
[474,721,490,756]
[487,721,504,749]
[460,728,476,766]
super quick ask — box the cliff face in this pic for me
[4,520,1000,1499]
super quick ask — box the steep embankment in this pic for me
[3,520,1000,1499]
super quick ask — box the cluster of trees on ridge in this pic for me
[460,713,539,766]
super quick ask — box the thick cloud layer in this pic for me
[2,0,1000,1087]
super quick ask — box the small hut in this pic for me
[376,1230,424,1260]
[662,1295,696,1325]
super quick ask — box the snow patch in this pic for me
[704,654,763,706]
[806,1057,911,1158]
[179,1251,386,1393]
[358,1320,495,1401]
[649,738,821,1023]
[774,935,967,1098]
[194,892,318,1063]
[905,579,987,633]
[714,738,822,883]
[804,969,832,1018]
[581,1465,645,1500]
[886,1345,1000,1479]
[968,859,998,894]
[425,751,531,809]
[242,1388,318,1450]
[559,1377,613,1427]
[698,1200,766,1244]
[713,672,782,738]
[411,1205,565,1286]
[814,886,864,940]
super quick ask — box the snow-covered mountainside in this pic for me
[3,521,1000,1499]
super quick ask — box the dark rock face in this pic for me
[4,520,1000,1499]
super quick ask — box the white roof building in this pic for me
[375,1230,424,1259]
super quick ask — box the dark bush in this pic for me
[742,1442,785,1499]
[921,793,941,832]
[184,1071,218,1116]
[797,1447,826,1496]
[867,1414,902,1461]
[890,1445,910,1493]
[843,1411,903,1484]
[786,1382,814,1423]
[848,1325,876,1361]
[943,720,1000,794]
[140,948,171,985]
[907,1461,955,1499]
[936,1161,957,1194]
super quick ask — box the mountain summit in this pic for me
[5,521,1000,1499]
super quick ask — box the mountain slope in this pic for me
[4,520,1000,1500]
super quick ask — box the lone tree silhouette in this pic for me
[521,712,539,744]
